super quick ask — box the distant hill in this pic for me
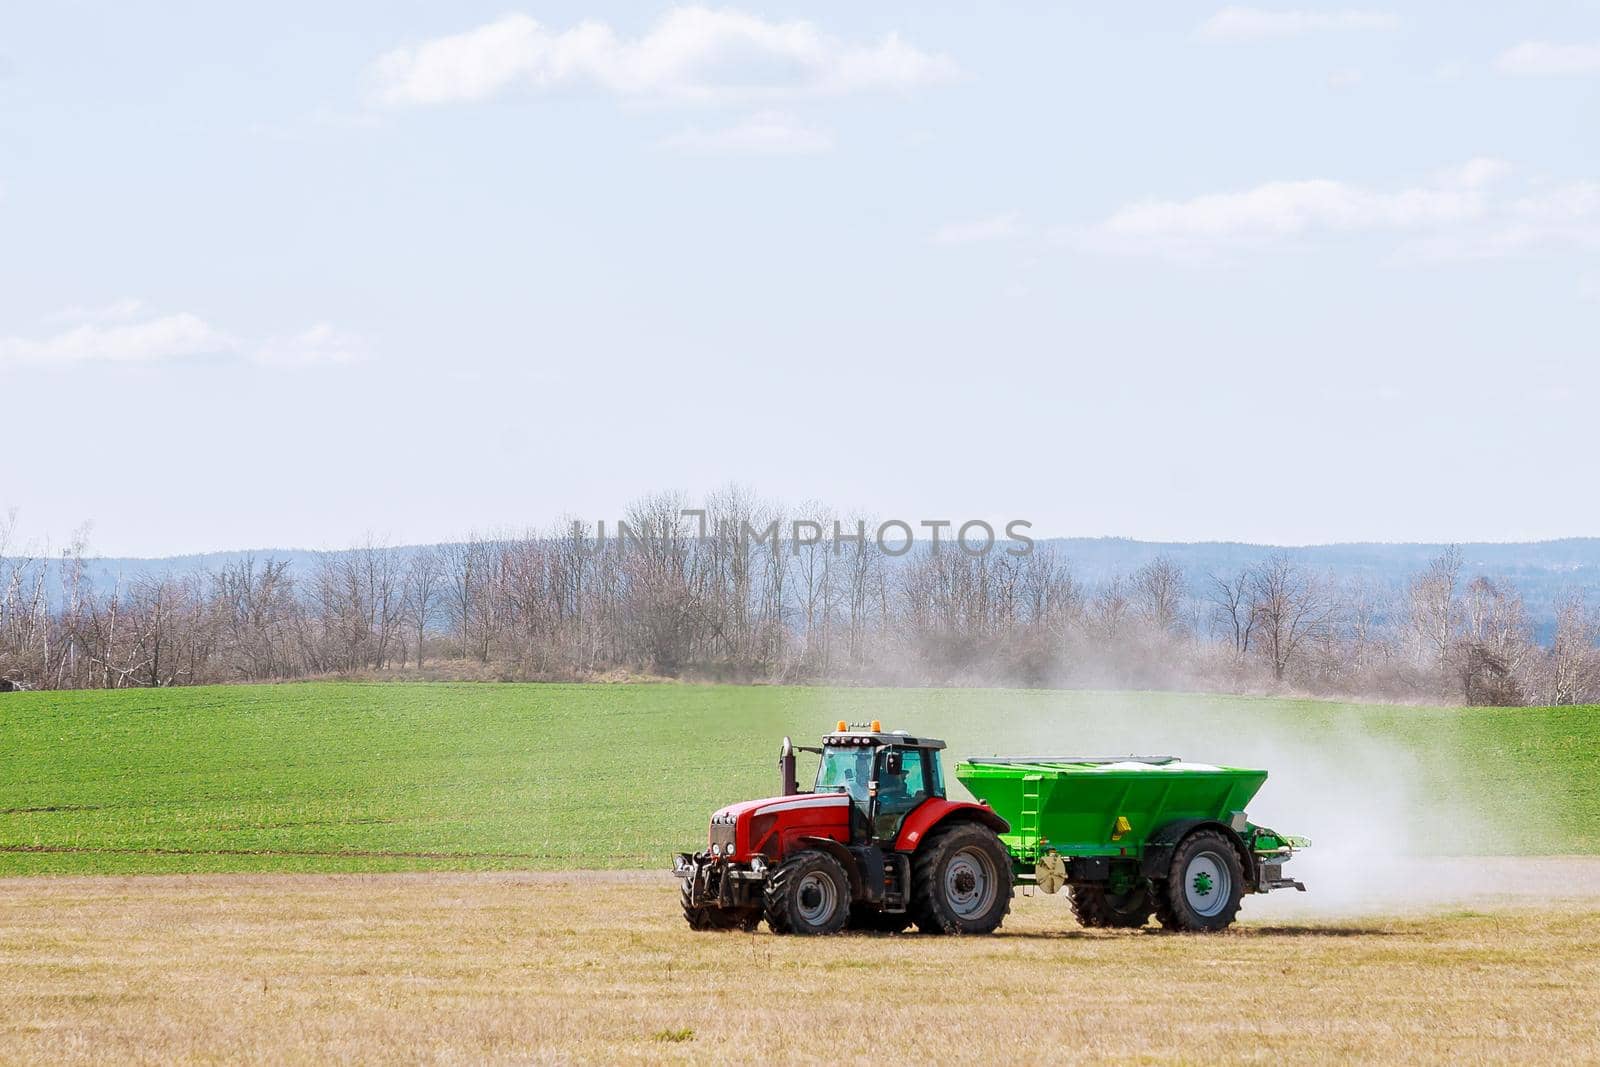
[1035,538,1600,642]
[1037,536,1600,590]
[16,536,1600,640]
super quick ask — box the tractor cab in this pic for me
[809,722,947,843]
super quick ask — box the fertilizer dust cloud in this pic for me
[815,690,1561,918]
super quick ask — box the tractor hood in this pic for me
[707,792,853,859]
[711,792,852,825]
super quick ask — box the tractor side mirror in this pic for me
[885,750,903,775]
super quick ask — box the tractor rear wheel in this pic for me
[849,903,913,934]
[764,850,851,935]
[1068,883,1154,929]
[910,822,1012,935]
[680,880,760,931]
[1153,829,1244,933]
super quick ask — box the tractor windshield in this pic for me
[813,745,876,807]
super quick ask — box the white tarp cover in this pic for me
[1088,761,1224,772]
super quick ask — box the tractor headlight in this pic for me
[711,843,721,856]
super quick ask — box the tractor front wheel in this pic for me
[910,822,1012,935]
[764,850,851,935]
[1153,829,1245,932]
[1068,883,1154,929]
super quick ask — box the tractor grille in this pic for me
[710,822,736,853]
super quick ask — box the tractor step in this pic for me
[882,852,911,912]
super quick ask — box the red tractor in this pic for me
[673,722,1012,935]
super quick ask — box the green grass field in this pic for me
[2,682,1597,874]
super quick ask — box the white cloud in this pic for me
[0,312,233,367]
[1,309,364,370]
[1327,67,1363,90]
[1092,159,1507,254]
[1199,7,1399,41]
[1086,160,1600,262]
[659,111,833,155]
[252,324,367,368]
[1496,41,1600,76]
[369,8,956,106]
[1403,180,1600,261]
[932,213,1022,245]
[1512,181,1600,226]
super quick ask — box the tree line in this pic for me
[2,497,1598,704]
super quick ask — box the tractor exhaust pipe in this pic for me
[779,736,798,795]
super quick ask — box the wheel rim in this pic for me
[1183,850,1232,917]
[795,871,837,925]
[944,847,998,918]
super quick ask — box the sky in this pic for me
[1,2,1596,557]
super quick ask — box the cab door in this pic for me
[871,746,931,841]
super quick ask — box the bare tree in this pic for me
[1132,556,1187,635]
[792,504,836,675]
[440,535,497,664]
[1458,576,1530,705]
[618,494,697,673]
[128,575,180,686]
[0,510,51,687]
[1207,570,1256,659]
[1339,577,1392,677]
[1408,546,1462,692]
[1547,593,1600,705]
[403,546,444,668]
[1249,554,1337,682]
[212,557,301,679]
[836,516,881,669]
[1086,576,1130,642]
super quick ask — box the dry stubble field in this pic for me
[4,867,1600,1065]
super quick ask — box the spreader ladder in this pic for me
[1017,773,1044,854]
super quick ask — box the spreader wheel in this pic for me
[680,880,760,931]
[764,850,851,935]
[910,822,1013,935]
[1068,883,1154,929]
[1153,829,1245,933]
